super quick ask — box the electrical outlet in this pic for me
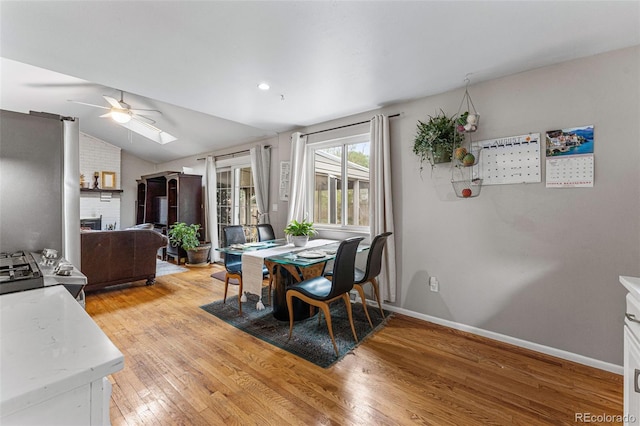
[429,276,439,292]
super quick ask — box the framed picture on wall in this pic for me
[102,171,116,189]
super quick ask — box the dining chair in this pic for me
[323,232,392,327]
[223,225,246,314]
[257,223,276,304]
[353,232,393,328]
[286,237,364,356]
[256,223,276,242]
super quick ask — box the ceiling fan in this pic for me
[69,90,177,144]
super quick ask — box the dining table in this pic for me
[216,238,369,321]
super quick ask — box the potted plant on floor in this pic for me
[413,109,464,171]
[284,219,318,247]
[167,222,211,266]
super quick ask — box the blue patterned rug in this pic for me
[200,287,390,368]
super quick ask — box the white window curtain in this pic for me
[205,155,221,262]
[370,114,396,303]
[287,132,308,223]
[250,145,271,224]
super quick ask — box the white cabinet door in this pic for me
[624,325,640,424]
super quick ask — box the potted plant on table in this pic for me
[167,222,211,266]
[284,219,318,247]
[413,109,464,171]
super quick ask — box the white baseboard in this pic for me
[378,303,623,375]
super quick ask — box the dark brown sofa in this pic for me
[81,228,168,292]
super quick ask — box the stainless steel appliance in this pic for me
[0,251,44,294]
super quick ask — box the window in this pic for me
[307,134,370,230]
[216,159,258,244]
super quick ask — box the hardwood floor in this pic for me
[86,264,623,425]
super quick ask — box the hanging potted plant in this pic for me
[167,222,211,266]
[413,110,464,170]
[284,219,318,247]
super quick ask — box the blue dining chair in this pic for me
[257,223,276,304]
[286,237,364,356]
[256,224,275,242]
[223,225,246,314]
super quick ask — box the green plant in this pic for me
[413,110,464,170]
[167,222,201,251]
[284,219,318,237]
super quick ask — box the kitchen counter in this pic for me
[621,276,640,301]
[0,285,124,425]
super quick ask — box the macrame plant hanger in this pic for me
[451,76,482,198]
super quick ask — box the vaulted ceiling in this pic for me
[1,1,638,163]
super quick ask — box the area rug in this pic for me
[200,287,390,368]
[156,259,188,277]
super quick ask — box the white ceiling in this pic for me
[1,1,639,164]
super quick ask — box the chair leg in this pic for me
[223,275,229,303]
[342,293,359,343]
[286,291,295,340]
[370,277,385,318]
[354,284,373,328]
[268,272,273,305]
[237,276,243,315]
[319,303,339,356]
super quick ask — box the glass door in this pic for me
[217,165,257,246]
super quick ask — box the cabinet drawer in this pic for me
[626,293,640,330]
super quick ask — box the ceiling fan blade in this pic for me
[26,82,101,89]
[116,117,177,144]
[131,113,156,125]
[68,100,110,110]
[129,108,161,116]
[103,95,123,109]
[99,112,112,118]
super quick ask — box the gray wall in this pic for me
[120,151,156,228]
[390,46,639,366]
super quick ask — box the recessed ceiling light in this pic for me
[257,82,270,91]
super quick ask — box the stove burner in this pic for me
[0,251,44,294]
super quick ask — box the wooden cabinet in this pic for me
[135,172,203,233]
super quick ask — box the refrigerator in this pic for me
[0,109,80,265]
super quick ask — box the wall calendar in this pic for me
[545,125,594,188]
[471,133,541,185]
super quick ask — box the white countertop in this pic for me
[0,285,124,417]
[621,276,640,301]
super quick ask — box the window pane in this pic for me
[346,142,370,226]
[216,170,232,246]
[313,146,342,225]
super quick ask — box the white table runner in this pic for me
[241,239,336,310]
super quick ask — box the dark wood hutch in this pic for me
[136,172,204,262]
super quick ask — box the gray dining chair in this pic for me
[286,237,364,356]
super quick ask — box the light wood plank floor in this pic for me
[86,263,623,425]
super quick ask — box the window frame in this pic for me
[215,155,258,242]
[305,133,370,234]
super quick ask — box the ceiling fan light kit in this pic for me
[110,109,132,124]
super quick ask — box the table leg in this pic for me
[269,261,326,322]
